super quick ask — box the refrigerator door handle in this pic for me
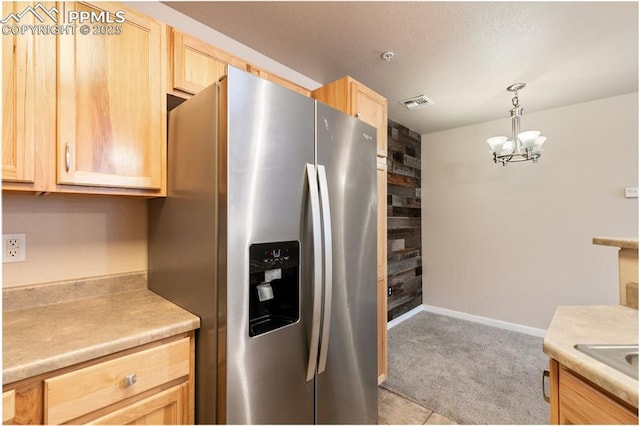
[305,163,323,382]
[316,165,333,375]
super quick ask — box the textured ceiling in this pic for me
[163,1,638,134]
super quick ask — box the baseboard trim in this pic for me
[387,304,547,338]
[387,305,424,329]
[420,304,547,338]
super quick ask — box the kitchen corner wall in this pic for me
[421,92,639,330]
[387,119,423,320]
[2,194,147,288]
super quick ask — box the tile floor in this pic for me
[379,387,457,425]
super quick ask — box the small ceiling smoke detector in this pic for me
[381,51,394,61]
[399,94,434,110]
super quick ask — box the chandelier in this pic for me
[486,83,547,166]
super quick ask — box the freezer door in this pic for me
[315,103,378,424]
[221,66,316,424]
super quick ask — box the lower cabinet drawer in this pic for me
[44,338,190,424]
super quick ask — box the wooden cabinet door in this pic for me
[169,29,310,98]
[90,384,188,425]
[558,367,637,425]
[550,359,638,425]
[2,1,43,189]
[377,158,388,383]
[2,390,15,424]
[311,76,388,157]
[169,29,232,96]
[57,1,165,192]
[351,82,387,157]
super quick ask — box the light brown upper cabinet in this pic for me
[312,76,388,157]
[168,28,245,97]
[246,64,311,97]
[2,1,48,192]
[168,28,310,99]
[57,2,166,194]
[3,1,167,196]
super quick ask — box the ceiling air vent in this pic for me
[399,94,434,111]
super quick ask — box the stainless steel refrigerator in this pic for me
[148,66,377,425]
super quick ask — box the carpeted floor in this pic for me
[381,311,550,425]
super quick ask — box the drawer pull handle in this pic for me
[542,370,550,403]
[124,373,137,388]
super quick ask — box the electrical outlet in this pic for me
[3,233,26,263]
[387,287,392,297]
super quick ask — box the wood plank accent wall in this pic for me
[387,119,422,320]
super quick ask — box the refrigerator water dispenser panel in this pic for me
[249,241,300,337]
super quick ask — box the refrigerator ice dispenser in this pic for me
[249,241,300,337]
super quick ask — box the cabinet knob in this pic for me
[65,143,71,172]
[124,373,137,388]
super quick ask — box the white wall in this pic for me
[2,194,147,288]
[421,92,638,330]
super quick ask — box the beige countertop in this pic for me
[593,237,639,250]
[543,305,638,408]
[3,282,200,385]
